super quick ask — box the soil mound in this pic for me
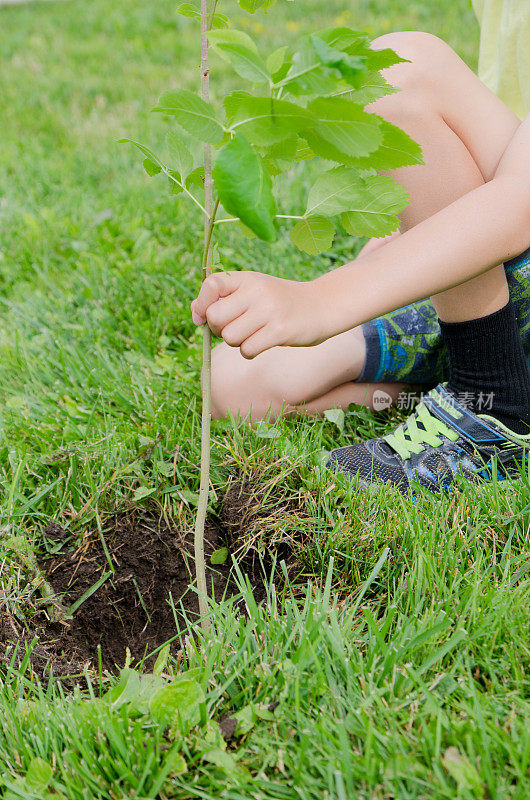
[1,479,302,677]
[39,508,234,671]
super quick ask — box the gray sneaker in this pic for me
[327,384,530,494]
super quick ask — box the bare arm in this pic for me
[192,115,530,358]
[357,230,401,258]
[313,114,530,339]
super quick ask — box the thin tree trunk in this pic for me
[194,0,214,631]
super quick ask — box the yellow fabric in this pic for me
[472,0,530,118]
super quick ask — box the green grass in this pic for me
[1,0,529,798]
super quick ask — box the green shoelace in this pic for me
[384,402,459,461]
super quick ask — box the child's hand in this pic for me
[190,271,324,358]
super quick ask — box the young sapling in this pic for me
[122,0,422,630]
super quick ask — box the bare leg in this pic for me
[371,32,520,322]
[211,329,403,420]
[211,32,521,421]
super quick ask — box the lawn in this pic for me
[0,0,529,798]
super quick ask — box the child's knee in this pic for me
[210,342,261,419]
[211,342,237,419]
[210,342,286,421]
[371,31,454,94]
[372,31,448,64]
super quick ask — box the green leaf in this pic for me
[153,89,223,144]
[176,1,198,17]
[167,131,193,179]
[266,45,288,76]
[255,704,276,721]
[262,135,299,175]
[211,547,229,565]
[321,27,368,49]
[133,485,156,501]
[316,27,407,72]
[238,0,275,13]
[214,43,271,84]
[254,422,281,439]
[207,29,258,52]
[315,27,408,75]
[130,676,168,714]
[202,747,249,778]
[143,158,162,177]
[346,70,400,106]
[324,407,345,432]
[104,668,166,713]
[306,166,365,217]
[340,174,410,238]
[367,47,409,71]
[442,747,484,797]
[348,119,423,170]
[239,220,257,239]
[168,169,184,196]
[185,165,205,190]
[280,28,372,96]
[224,92,312,146]
[304,97,382,162]
[294,138,315,161]
[119,139,166,170]
[281,36,340,96]
[233,704,256,735]
[155,459,175,477]
[177,2,229,28]
[213,134,277,242]
[25,759,53,792]
[177,488,200,507]
[149,680,205,730]
[289,216,335,255]
[153,643,171,675]
[310,35,367,88]
[164,747,188,778]
[202,721,228,750]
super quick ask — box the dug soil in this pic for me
[0,481,302,677]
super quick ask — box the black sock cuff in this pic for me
[438,299,530,434]
[438,300,519,342]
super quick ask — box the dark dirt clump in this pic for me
[37,510,237,671]
[1,479,303,677]
[219,480,306,571]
